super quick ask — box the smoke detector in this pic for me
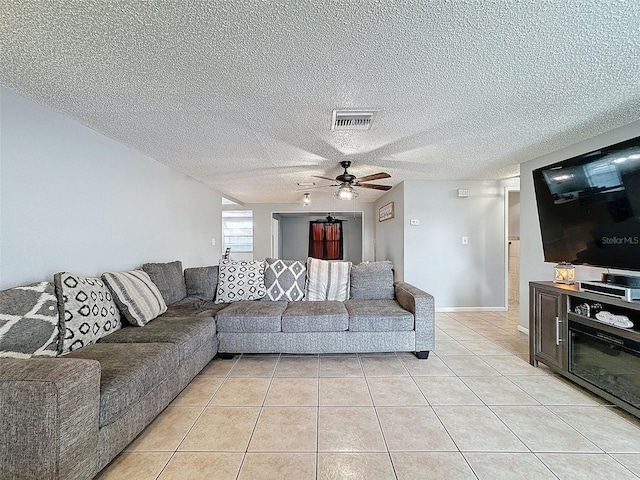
[331,110,377,131]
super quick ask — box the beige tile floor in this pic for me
[96,311,640,479]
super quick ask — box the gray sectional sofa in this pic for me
[0,281,219,480]
[216,282,434,357]
[0,259,434,480]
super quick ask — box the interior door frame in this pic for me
[270,210,364,262]
[271,216,280,259]
[504,186,521,316]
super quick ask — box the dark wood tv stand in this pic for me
[530,281,640,418]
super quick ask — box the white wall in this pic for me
[519,120,640,330]
[402,180,507,310]
[236,201,376,262]
[0,88,222,288]
[343,215,363,263]
[279,216,310,261]
[374,183,405,279]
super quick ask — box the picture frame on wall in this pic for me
[379,202,394,222]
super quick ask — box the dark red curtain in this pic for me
[325,223,341,259]
[309,222,325,258]
[309,221,343,260]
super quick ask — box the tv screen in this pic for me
[533,136,640,271]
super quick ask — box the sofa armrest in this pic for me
[394,282,435,353]
[0,358,101,480]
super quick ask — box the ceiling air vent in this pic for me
[331,110,376,131]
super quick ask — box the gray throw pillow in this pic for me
[350,261,395,300]
[0,282,60,358]
[142,260,187,306]
[263,258,306,301]
[184,266,219,300]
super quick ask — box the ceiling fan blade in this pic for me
[313,175,338,182]
[357,183,392,191]
[296,184,338,191]
[357,172,391,182]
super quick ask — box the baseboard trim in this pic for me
[436,307,508,312]
[517,325,529,335]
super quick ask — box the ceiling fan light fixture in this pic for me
[334,183,358,201]
[303,192,311,206]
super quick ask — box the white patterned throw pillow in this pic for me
[264,258,306,301]
[102,270,167,326]
[305,257,352,301]
[215,260,267,303]
[0,282,60,358]
[54,273,122,353]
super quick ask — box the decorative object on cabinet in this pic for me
[553,262,575,284]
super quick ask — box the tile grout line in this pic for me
[360,353,400,480]
[432,317,535,472]
[456,374,540,407]
[102,311,640,479]
[606,453,640,479]
[450,314,632,470]
[152,354,241,479]
[234,353,280,480]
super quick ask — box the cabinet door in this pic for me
[533,288,566,369]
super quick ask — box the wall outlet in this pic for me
[410,219,419,226]
[462,236,469,244]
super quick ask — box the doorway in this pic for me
[505,188,521,311]
[271,211,363,263]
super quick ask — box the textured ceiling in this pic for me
[1,1,639,203]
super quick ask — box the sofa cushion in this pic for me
[216,300,287,333]
[97,316,216,362]
[282,301,348,332]
[263,258,306,301]
[184,266,219,300]
[216,260,267,304]
[0,282,59,358]
[345,299,414,332]
[102,270,167,326]
[161,296,228,318]
[350,261,395,300]
[142,260,187,306]
[54,272,122,354]
[65,342,179,427]
[305,257,351,301]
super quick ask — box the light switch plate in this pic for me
[410,219,419,226]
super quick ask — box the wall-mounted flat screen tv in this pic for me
[532,135,640,271]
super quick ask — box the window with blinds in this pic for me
[222,210,253,253]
